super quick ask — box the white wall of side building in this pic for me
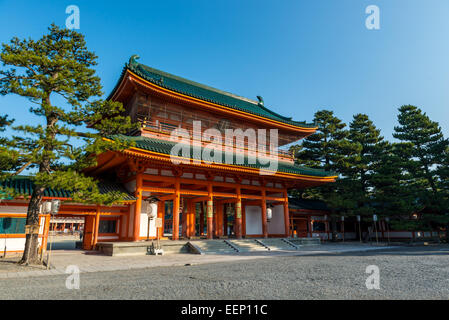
[245,205,262,235]
[267,205,285,235]
[139,200,157,238]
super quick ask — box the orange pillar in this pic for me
[199,202,205,236]
[93,205,101,247]
[189,200,196,238]
[216,203,223,238]
[235,187,242,239]
[161,200,166,238]
[82,216,95,250]
[172,178,181,240]
[40,214,51,254]
[283,190,290,237]
[157,201,164,240]
[206,183,214,240]
[261,189,268,238]
[133,173,143,241]
[242,204,246,237]
[182,199,187,238]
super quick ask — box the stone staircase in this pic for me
[289,237,321,246]
[258,238,299,250]
[228,239,269,252]
[188,240,238,254]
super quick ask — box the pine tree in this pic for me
[0,115,23,198]
[344,114,385,221]
[0,115,21,176]
[391,105,449,232]
[347,114,383,192]
[0,24,138,264]
[296,110,361,240]
[393,105,447,197]
[371,142,418,220]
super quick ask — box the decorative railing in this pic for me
[136,118,294,160]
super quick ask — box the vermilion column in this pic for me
[206,183,214,240]
[235,187,242,239]
[261,189,268,238]
[189,200,196,238]
[199,202,205,236]
[157,201,164,240]
[181,199,187,238]
[283,190,290,237]
[93,205,101,246]
[40,214,51,255]
[172,178,180,240]
[133,173,143,241]
[216,203,223,238]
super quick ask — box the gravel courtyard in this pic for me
[0,245,448,300]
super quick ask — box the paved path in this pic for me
[1,245,448,299]
[0,243,395,279]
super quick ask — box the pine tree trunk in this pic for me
[20,99,55,265]
[19,186,45,265]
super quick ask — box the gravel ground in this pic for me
[0,245,448,300]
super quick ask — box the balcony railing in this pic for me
[136,118,294,160]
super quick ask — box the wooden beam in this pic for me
[142,174,285,192]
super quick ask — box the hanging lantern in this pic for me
[42,201,52,214]
[145,196,159,219]
[266,206,273,222]
[147,202,157,219]
[51,199,61,215]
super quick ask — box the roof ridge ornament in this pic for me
[128,54,140,68]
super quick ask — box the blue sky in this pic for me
[0,0,448,140]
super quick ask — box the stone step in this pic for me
[228,239,269,251]
[188,240,238,254]
[289,237,321,246]
[258,238,298,250]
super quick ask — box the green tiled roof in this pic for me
[0,176,136,201]
[109,55,316,129]
[118,135,336,178]
[288,198,330,211]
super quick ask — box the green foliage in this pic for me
[295,110,361,218]
[390,105,449,228]
[0,24,138,204]
[291,106,449,232]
